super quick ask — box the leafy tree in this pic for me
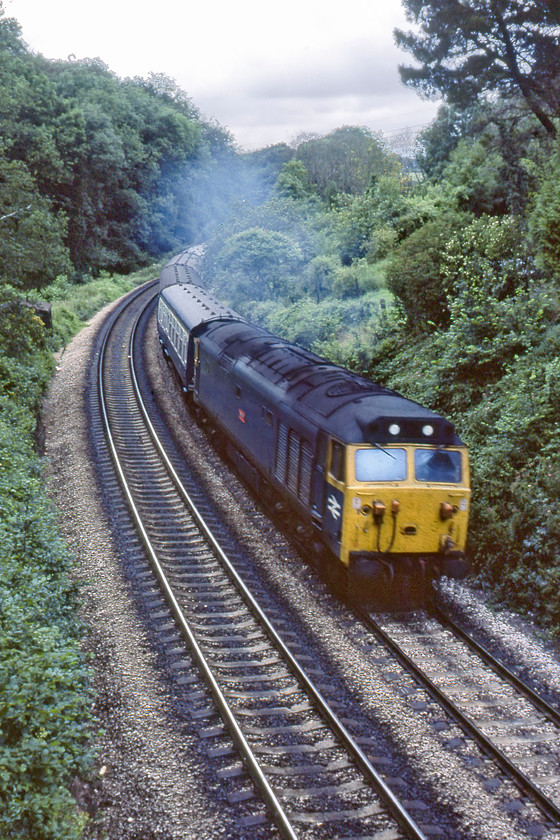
[295,126,397,197]
[416,103,483,179]
[210,227,304,303]
[0,3,235,278]
[276,159,315,200]
[244,143,295,194]
[0,158,71,289]
[395,0,560,136]
[303,254,337,301]
[443,214,535,307]
[202,192,325,288]
[442,136,508,215]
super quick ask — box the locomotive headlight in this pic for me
[422,424,434,437]
[388,423,400,436]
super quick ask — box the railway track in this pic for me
[90,282,428,840]
[356,605,560,836]
[86,272,560,839]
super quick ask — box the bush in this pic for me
[385,215,465,329]
[46,262,167,346]
[0,303,94,838]
[530,146,560,280]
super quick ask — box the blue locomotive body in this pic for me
[157,262,471,597]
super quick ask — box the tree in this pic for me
[275,159,315,201]
[0,4,235,278]
[442,135,509,215]
[395,0,560,136]
[295,127,396,197]
[0,159,71,289]
[211,227,304,302]
[304,255,337,301]
[416,104,480,179]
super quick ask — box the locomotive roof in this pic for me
[200,318,462,446]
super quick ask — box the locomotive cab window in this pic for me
[355,447,407,482]
[415,449,462,483]
[329,441,345,482]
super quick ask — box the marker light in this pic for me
[373,501,386,522]
[440,502,455,520]
[388,423,400,436]
[422,424,434,436]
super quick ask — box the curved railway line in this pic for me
[92,281,427,840]
[86,271,560,839]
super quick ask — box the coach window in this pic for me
[329,440,345,483]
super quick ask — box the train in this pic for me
[156,253,470,601]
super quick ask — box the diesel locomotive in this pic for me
[157,256,470,600]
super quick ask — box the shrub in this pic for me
[385,215,464,329]
[0,301,94,838]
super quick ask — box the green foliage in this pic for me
[443,215,536,304]
[0,301,94,838]
[395,0,560,136]
[275,159,315,200]
[442,137,508,215]
[208,227,304,305]
[0,158,71,290]
[243,291,388,362]
[201,193,327,304]
[530,142,560,279]
[416,103,480,180]
[385,215,465,329]
[331,259,386,299]
[302,255,337,302]
[0,6,235,282]
[294,126,399,199]
[44,262,166,346]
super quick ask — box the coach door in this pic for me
[193,338,201,396]
[324,439,345,546]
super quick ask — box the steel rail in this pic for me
[356,606,560,828]
[128,294,428,840]
[430,603,560,727]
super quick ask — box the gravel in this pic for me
[438,578,560,699]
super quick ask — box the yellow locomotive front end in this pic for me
[327,439,470,599]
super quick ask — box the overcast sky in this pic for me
[4,0,441,150]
